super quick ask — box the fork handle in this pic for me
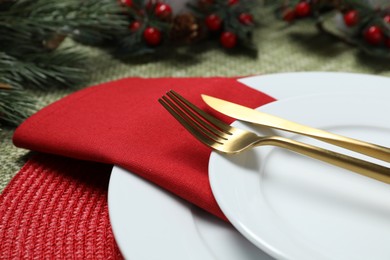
[261,136,390,184]
[283,124,390,163]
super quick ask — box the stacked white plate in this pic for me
[109,72,390,260]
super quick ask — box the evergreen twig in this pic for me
[0,87,35,126]
[272,0,390,58]
[0,0,127,126]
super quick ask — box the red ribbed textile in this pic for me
[0,154,123,259]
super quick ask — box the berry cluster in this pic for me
[343,10,390,48]
[282,1,311,22]
[278,0,390,54]
[121,0,172,46]
[198,0,255,49]
[120,0,255,51]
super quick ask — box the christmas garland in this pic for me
[0,0,257,126]
[1,0,389,127]
[114,0,257,56]
[275,0,390,57]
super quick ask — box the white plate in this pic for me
[108,72,390,260]
[209,92,390,260]
[109,166,272,260]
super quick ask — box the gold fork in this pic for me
[159,90,390,184]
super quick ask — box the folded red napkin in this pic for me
[13,77,275,219]
[1,77,275,258]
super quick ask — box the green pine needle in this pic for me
[0,0,129,126]
[0,87,35,127]
[0,49,86,89]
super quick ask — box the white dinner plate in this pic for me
[108,72,390,260]
[209,92,390,260]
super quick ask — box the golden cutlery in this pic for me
[202,94,390,163]
[159,90,390,184]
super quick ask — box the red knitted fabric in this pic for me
[0,154,123,259]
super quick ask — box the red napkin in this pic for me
[13,77,275,219]
[2,77,275,258]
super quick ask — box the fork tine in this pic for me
[167,91,229,139]
[169,90,232,134]
[158,96,223,147]
[161,96,224,143]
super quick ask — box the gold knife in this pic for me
[202,94,390,163]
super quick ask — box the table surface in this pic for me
[1,8,390,193]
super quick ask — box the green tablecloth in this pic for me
[1,10,390,192]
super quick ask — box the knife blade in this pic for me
[202,94,390,163]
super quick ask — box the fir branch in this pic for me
[0,0,130,126]
[0,49,86,89]
[273,0,390,58]
[0,87,35,127]
[0,0,126,30]
[0,0,128,44]
[0,0,126,90]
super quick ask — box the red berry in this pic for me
[384,15,390,24]
[343,10,359,27]
[154,3,172,19]
[364,26,384,45]
[228,0,239,6]
[129,21,141,32]
[220,32,237,48]
[282,8,295,22]
[143,27,162,46]
[295,2,311,17]
[205,14,222,31]
[238,13,254,25]
[121,0,133,7]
